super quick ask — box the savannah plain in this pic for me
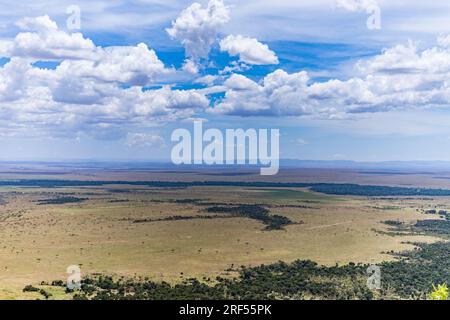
[0,162,448,299]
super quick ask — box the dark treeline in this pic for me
[148,198,317,210]
[309,184,450,196]
[413,220,450,235]
[35,196,87,205]
[129,204,296,230]
[4,179,450,196]
[131,215,232,223]
[424,209,450,220]
[205,205,295,230]
[383,220,404,227]
[68,261,373,300]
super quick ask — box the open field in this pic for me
[0,167,447,299]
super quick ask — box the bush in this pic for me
[23,285,39,292]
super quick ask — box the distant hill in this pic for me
[2,159,450,171]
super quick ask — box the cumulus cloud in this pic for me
[220,35,279,65]
[16,15,58,31]
[0,60,209,139]
[166,0,230,64]
[194,74,218,86]
[55,43,169,86]
[2,16,172,86]
[213,70,313,116]
[130,86,209,118]
[223,73,259,91]
[0,16,210,140]
[219,61,250,75]
[212,35,450,117]
[181,59,199,74]
[4,8,450,143]
[5,15,98,60]
[0,58,33,102]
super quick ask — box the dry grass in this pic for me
[0,182,444,299]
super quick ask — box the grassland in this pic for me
[0,174,444,299]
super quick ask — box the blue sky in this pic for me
[2,0,450,161]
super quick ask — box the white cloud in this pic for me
[223,73,259,91]
[166,0,230,64]
[0,16,172,86]
[0,16,210,140]
[16,15,58,32]
[0,58,33,102]
[0,60,209,139]
[181,59,199,74]
[5,15,98,60]
[4,6,450,144]
[130,86,209,118]
[212,35,450,117]
[213,70,312,116]
[194,74,218,86]
[219,34,279,65]
[55,43,170,86]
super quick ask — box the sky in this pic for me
[2,0,450,161]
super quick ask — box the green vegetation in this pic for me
[430,283,448,300]
[4,179,450,196]
[23,285,52,299]
[308,184,450,197]
[383,220,404,227]
[424,209,450,220]
[127,204,296,231]
[35,196,87,205]
[413,220,450,235]
[131,215,232,223]
[23,285,39,293]
[66,262,374,300]
[205,205,296,230]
